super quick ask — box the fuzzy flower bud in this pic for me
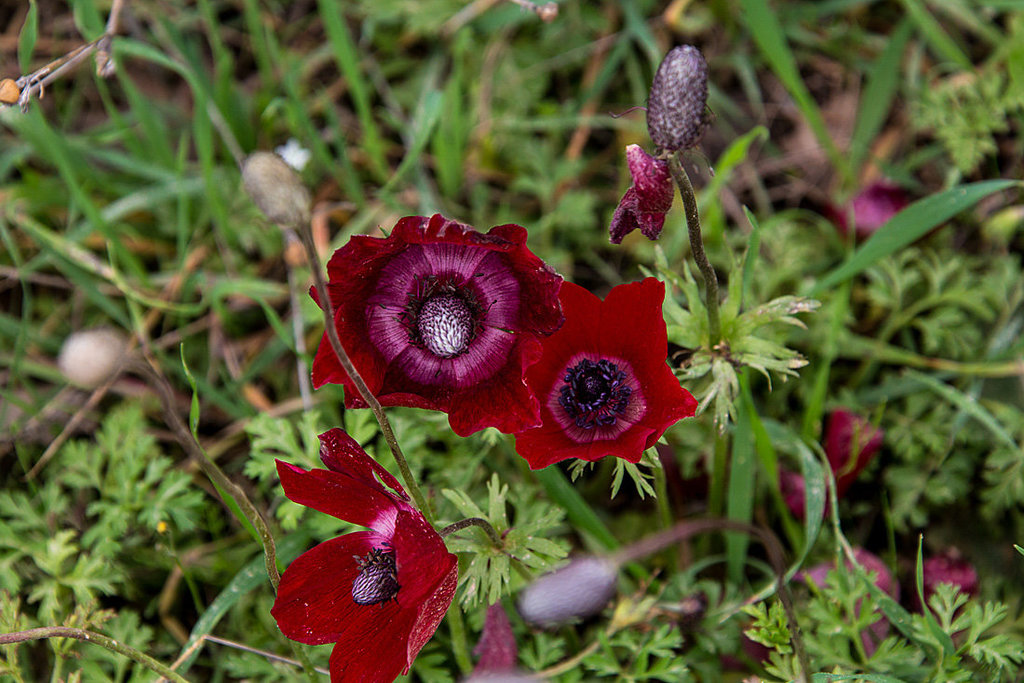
[242,151,311,228]
[58,327,128,388]
[646,45,709,152]
[517,557,618,627]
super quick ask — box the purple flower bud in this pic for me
[828,181,909,239]
[473,603,517,673]
[517,557,618,627]
[609,145,674,244]
[646,45,709,152]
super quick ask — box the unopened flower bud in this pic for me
[646,45,709,152]
[242,151,311,227]
[517,557,618,627]
[58,327,128,388]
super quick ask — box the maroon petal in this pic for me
[825,409,883,496]
[473,603,518,672]
[276,460,402,535]
[626,145,673,213]
[312,214,563,436]
[609,188,642,244]
[271,531,391,645]
[922,551,978,602]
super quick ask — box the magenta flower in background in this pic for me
[312,214,564,437]
[609,145,674,244]
[271,429,457,683]
[473,603,518,674]
[782,409,883,519]
[919,550,978,608]
[802,548,897,657]
[830,181,909,239]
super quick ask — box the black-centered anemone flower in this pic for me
[311,214,564,437]
[271,429,457,683]
[513,278,697,469]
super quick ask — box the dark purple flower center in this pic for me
[559,358,632,429]
[352,547,400,606]
[416,292,475,357]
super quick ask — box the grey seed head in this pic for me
[242,151,312,228]
[646,45,709,152]
[517,556,618,627]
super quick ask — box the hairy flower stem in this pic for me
[134,359,281,590]
[611,518,810,683]
[0,627,189,683]
[668,152,721,346]
[439,517,503,547]
[296,225,433,522]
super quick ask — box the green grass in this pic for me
[2,0,1024,680]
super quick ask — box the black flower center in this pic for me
[351,547,400,606]
[416,292,475,357]
[559,358,632,429]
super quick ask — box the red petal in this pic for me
[317,428,408,501]
[271,531,393,645]
[327,602,419,683]
[515,279,696,468]
[276,460,402,534]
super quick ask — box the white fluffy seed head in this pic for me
[517,556,618,627]
[242,151,312,228]
[58,328,128,388]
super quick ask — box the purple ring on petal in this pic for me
[545,352,646,444]
[366,244,520,388]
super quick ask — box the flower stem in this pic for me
[0,627,189,683]
[439,517,503,547]
[668,152,721,346]
[296,225,434,522]
[134,358,281,591]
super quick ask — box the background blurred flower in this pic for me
[271,429,457,683]
[312,214,564,436]
[513,278,697,469]
[782,409,883,519]
[828,181,909,239]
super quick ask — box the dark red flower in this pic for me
[311,214,563,437]
[271,429,457,683]
[609,145,674,244]
[473,603,517,673]
[782,409,883,519]
[922,550,978,603]
[513,278,697,469]
[801,548,897,657]
[829,181,909,239]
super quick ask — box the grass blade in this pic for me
[738,0,851,184]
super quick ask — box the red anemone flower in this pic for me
[513,278,697,469]
[271,429,457,683]
[312,214,564,437]
[609,145,674,244]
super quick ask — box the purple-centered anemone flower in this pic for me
[609,145,674,244]
[312,214,564,437]
[271,429,457,683]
